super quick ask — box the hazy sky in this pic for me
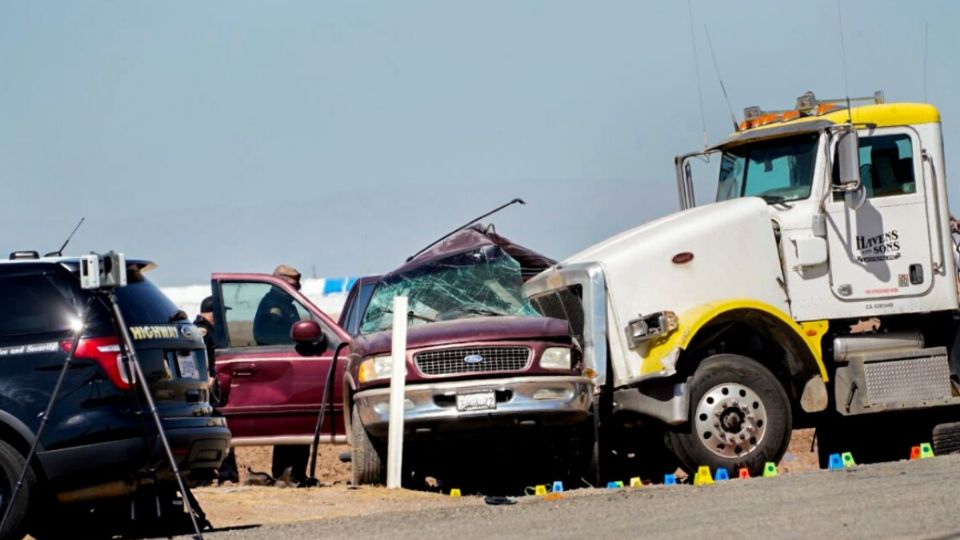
[2,0,957,286]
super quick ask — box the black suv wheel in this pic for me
[0,440,35,540]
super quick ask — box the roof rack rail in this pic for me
[9,251,40,260]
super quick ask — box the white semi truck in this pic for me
[525,92,960,477]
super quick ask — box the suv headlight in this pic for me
[540,347,572,370]
[358,354,393,383]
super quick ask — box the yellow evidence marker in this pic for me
[693,466,714,486]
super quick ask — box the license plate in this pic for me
[456,391,496,412]
[177,352,200,379]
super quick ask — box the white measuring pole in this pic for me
[386,295,408,489]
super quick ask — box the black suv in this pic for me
[0,255,230,538]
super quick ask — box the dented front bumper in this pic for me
[353,375,593,439]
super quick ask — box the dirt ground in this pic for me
[196,429,822,529]
[196,444,458,530]
[230,445,352,485]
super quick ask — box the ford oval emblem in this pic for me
[463,354,484,364]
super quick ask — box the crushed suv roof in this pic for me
[392,224,555,282]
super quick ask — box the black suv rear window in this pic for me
[0,274,77,336]
[112,269,185,325]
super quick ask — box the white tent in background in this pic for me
[162,277,355,321]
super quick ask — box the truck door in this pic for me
[211,274,348,444]
[824,128,934,302]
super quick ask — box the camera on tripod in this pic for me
[79,251,127,290]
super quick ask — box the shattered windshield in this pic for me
[716,134,819,204]
[359,245,540,334]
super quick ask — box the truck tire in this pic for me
[0,439,35,540]
[351,405,385,486]
[668,354,792,476]
[933,421,960,455]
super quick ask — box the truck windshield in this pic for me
[359,246,540,334]
[716,134,819,204]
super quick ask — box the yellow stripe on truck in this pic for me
[639,299,829,381]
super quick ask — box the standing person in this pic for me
[193,296,217,378]
[255,265,311,485]
[195,296,239,484]
[253,265,303,345]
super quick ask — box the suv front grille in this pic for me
[414,346,531,376]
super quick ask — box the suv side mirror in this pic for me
[836,129,865,209]
[291,320,327,354]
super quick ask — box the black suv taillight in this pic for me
[61,336,133,390]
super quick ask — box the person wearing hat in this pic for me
[253,265,303,346]
[252,265,311,483]
[193,296,217,378]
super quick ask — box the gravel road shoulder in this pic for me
[191,454,960,540]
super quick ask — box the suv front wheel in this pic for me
[351,405,385,486]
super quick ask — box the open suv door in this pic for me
[210,273,351,446]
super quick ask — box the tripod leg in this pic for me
[106,293,205,539]
[181,484,211,530]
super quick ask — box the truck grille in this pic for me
[414,347,531,376]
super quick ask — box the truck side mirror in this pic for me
[836,129,865,209]
[291,320,327,355]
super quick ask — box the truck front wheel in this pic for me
[668,354,792,477]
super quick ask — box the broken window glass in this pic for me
[360,245,540,334]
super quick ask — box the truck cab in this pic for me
[525,92,960,477]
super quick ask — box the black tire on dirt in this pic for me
[668,354,792,476]
[351,405,385,486]
[560,415,600,488]
[580,412,601,487]
[933,421,960,456]
[0,439,36,540]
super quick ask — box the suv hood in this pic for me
[351,316,571,358]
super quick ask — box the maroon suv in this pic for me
[343,226,596,486]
